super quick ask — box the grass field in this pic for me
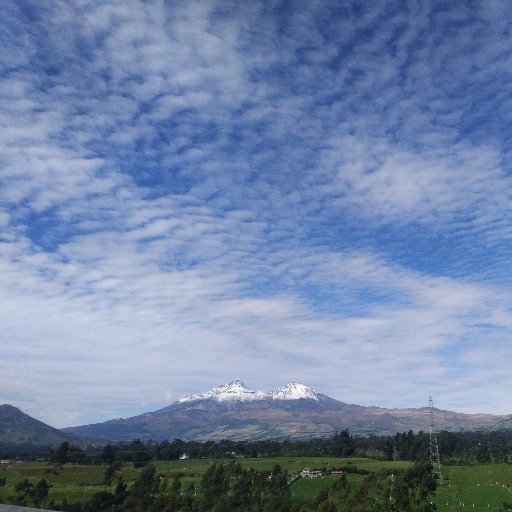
[433,464,512,511]
[290,473,366,504]
[2,458,512,510]
[0,457,410,505]
[153,456,412,474]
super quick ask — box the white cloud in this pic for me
[310,135,512,232]
[1,0,512,428]
[2,205,511,426]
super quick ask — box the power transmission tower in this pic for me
[429,396,443,485]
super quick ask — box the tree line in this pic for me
[5,428,508,466]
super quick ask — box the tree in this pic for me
[333,430,355,457]
[264,464,291,512]
[129,439,152,467]
[82,491,114,511]
[476,444,492,463]
[330,472,351,504]
[54,441,70,465]
[311,487,329,508]
[171,474,182,494]
[131,464,158,499]
[384,440,394,461]
[12,478,33,505]
[67,444,86,464]
[32,479,49,505]
[201,462,228,503]
[101,444,116,465]
[113,478,128,505]
[14,478,33,496]
[103,460,122,486]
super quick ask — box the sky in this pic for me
[1,0,512,429]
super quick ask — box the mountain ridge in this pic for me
[61,380,510,442]
[3,380,510,445]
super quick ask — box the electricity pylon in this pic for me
[429,396,443,484]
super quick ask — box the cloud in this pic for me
[310,136,512,229]
[1,0,512,427]
[2,210,511,425]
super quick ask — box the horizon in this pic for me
[4,378,509,429]
[2,1,512,429]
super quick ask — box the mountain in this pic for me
[177,379,267,403]
[62,380,509,442]
[268,382,328,401]
[177,379,330,404]
[0,404,81,446]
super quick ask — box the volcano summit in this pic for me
[62,380,506,442]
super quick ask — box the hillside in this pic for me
[62,380,508,442]
[0,404,80,446]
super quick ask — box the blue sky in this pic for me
[1,0,512,428]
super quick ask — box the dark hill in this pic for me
[0,404,81,446]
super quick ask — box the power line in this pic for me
[428,396,442,485]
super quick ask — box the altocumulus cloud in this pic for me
[1,0,512,427]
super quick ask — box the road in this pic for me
[0,505,57,512]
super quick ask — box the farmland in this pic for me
[0,457,409,507]
[2,457,512,510]
[433,464,512,510]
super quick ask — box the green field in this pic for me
[0,457,410,506]
[290,473,366,504]
[3,458,512,510]
[433,464,512,511]
[153,456,412,474]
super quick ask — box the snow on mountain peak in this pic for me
[268,382,320,401]
[176,380,323,404]
[177,379,266,403]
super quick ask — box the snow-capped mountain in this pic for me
[268,382,321,401]
[63,379,507,442]
[177,379,267,403]
[176,379,323,404]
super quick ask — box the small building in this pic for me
[301,468,322,478]
[331,470,344,476]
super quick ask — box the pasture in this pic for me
[0,457,407,506]
[2,458,512,510]
[433,464,512,511]
[153,455,412,474]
